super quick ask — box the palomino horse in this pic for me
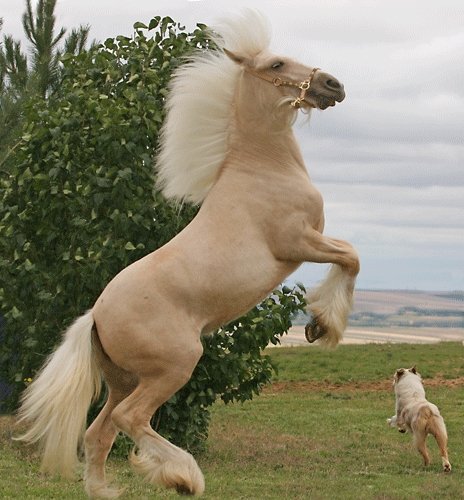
[17,11,359,498]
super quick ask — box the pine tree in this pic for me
[0,1,95,165]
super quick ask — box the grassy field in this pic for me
[1,342,463,499]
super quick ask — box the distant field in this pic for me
[351,291,463,329]
[352,289,464,315]
[284,325,464,346]
[293,289,464,329]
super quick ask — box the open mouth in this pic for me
[307,89,345,110]
[317,95,337,109]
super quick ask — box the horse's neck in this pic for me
[227,74,308,175]
[228,129,307,176]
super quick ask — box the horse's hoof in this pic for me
[304,317,326,343]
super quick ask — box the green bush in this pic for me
[0,17,306,450]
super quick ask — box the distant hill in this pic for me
[353,290,464,314]
[351,290,464,328]
[293,290,464,328]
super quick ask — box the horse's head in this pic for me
[224,49,345,111]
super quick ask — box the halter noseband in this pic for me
[244,66,320,109]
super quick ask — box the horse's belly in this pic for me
[92,225,299,363]
[179,249,298,333]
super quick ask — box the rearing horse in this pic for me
[17,11,359,498]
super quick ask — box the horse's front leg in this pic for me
[305,262,358,346]
[278,226,360,346]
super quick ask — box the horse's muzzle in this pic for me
[309,71,345,109]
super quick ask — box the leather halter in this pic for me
[244,66,320,109]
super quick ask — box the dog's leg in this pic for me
[389,414,407,433]
[437,438,452,473]
[430,417,451,472]
[387,415,397,427]
[413,429,430,466]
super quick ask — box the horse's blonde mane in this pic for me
[155,11,271,204]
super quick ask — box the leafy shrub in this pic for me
[0,17,205,404]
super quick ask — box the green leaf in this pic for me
[133,22,148,30]
[148,17,161,30]
[124,242,136,251]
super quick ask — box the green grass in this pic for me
[269,341,464,383]
[1,342,463,498]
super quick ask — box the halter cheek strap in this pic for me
[287,66,320,109]
[244,66,320,109]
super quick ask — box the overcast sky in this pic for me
[2,1,463,291]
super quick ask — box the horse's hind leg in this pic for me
[110,341,204,496]
[84,392,125,498]
[84,327,138,498]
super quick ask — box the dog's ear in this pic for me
[395,368,405,379]
[410,366,417,374]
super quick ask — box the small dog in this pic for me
[387,366,451,472]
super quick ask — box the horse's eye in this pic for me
[271,61,284,70]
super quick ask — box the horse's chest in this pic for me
[272,183,324,232]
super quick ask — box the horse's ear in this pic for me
[224,48,246,65]
[395,368,405,379]
[410,366,417,374]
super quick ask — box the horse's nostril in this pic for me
[326,78,341,90]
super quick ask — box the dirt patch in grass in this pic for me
[0,415,42,462]
[0,415,15,435]
[206,419,328,470]
[267,376,464,394]
[1,414,30,440]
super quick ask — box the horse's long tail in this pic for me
[16,310,101,478]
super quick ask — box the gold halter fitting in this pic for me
[245,66,320,109]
